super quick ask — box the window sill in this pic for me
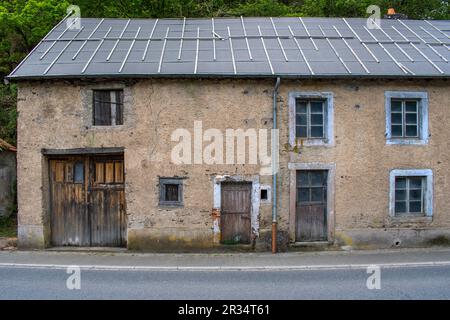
[158,204,184,208]
[388,215,432,225]
[87,125,125,130]
[386,138,428,145]
[294,139,334,148]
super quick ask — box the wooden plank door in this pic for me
[221,182,252,244]
[49,157,90,246]
[296,170,328,242]
[89,156,126,246]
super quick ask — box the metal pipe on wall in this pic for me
[272,77,281,254]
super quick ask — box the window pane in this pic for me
[296,114,307,126]
[391,100,402,112]
[93,90,112,126]
[395,189,406,201]
[395,178,406,189]
[409,201,422,213]
[310,101,323,113]
[297,172,309,186]
[298,188,309,202]
[74,162,84,183]
[405,125,418,137]
[391,125,403,137]
[409,178,422,189]
[395,201,406,213]
[311,188,324,202]
[296,126,307,138]
[296,101,307,113]
[409,189,422,201]
[115,90,124,125]
[311,114,323,125]
[405,101,417,112]
[310,172,325,186]
[405,113,417,124]
[391,113,402,124]
[310,126,324,138]
[165,184,179,202]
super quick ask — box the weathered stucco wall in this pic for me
[279,79,450,249]
[16,78,450,250]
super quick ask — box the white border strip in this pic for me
[1,261,450,271]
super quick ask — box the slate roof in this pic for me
[6,16,450,80]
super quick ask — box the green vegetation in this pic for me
[0,215,17,237]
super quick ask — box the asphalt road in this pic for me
[1,265,450,299]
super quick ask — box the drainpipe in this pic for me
[272,77,281,254]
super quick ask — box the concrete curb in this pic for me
[1,261,450,271]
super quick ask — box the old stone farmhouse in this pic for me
[6,16,450,251]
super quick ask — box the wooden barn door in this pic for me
[296,170,328,242]
[90,156,126,246]
[220,182,252,244]
[50,158,90,246]
[49,155,126,247]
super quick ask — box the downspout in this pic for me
[272,77,281,254]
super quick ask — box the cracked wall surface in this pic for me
[16,78,450,250]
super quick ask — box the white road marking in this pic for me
[0,261,450,272]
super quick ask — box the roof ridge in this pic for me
[72,16,450,22]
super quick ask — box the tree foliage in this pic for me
[0,0,448,144]
[0,0,69,145]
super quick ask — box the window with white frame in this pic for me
[289,92,334,147]
[390,100,420,138]
[389,169,433,218]
[394,176,425,215]
[296,99,326,139]
[385,91,428,144]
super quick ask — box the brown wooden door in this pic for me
[221,182,252,244]
[49,155,126,247]
[89,157,126,246]
[296,170,328,242]
[50,157,90,246]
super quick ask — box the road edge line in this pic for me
[0,261,450,271]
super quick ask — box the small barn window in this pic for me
[260,185,271,204]
[74,162,84,183]
[94,160,124,184]
[261,189,268,200]
[93,90,124,126]
[159,178,183,207]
